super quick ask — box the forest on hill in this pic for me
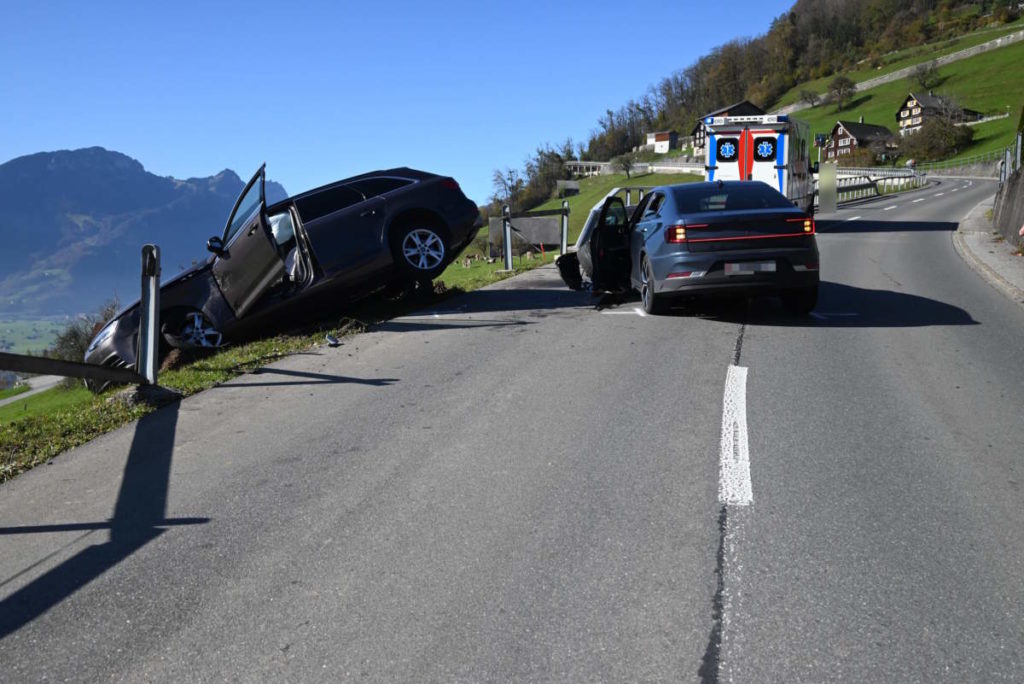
[489,0,1021,213]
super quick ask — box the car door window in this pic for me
[224,178,263,245]
[295,185,365,222]
[349,177,413,197]
[641,193,665,219]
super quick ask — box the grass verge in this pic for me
[0,384,30,402]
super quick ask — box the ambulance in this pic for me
[703,114,815,214]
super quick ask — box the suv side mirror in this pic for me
[206,236,225,255]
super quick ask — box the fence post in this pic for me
[1016,132,1022,172]
[502,204,514,271]
[560,200,569,255]
[136,244,160,385]
[625,188,632,206]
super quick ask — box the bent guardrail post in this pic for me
[502,204,514,271]
[560,201,569,255]
[136,244,160,386]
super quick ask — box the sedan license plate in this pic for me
[725,261,776,275]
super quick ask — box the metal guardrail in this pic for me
[834,166,916,178]
[814,172,928,206]
[0,352,144,386]
[0,245,162,389]
[500,204,570,271]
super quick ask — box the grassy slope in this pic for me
[788,39,1024,160]
[532,172,702,243]
[0,385,29,401]
[773,17,1024,109]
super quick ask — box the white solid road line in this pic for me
[845,216,862,222]
[719,364,752,506]
[884,205,898,211]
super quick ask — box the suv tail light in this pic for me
[441,178,461,192]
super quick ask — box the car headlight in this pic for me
[86,321,117,356]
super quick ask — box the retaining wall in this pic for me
[993,169,1024,248]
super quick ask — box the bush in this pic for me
[899,118,974,161]
[49,299,120,388]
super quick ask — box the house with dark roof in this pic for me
[825,118,894,161]
[691,100,765,153]
[897,91,983,136]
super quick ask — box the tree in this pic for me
[490,167,524,213]
[613,152,638,179]
[827,75,856,111]
[910,60,941,91]
[799,89,820,108]
[49,299,120,388]
[899,118,974,161]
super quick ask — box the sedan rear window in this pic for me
[671,183,795,213]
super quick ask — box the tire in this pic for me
[391,221,450,280]
[783,286,818,315]
[163,310,223,349]
[640,256,667,315]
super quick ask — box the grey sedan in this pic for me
[565,180,819,315]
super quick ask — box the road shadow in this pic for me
[380,285,593,321]
[818,219,958,234]
[656,281,977,328]
[0,400,206,639]
[221,366,399,388]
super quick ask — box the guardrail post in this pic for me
[560,201,569,255]
[502,204,514,271]
[137,244,160,385]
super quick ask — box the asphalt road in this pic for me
[1,178,1022,682]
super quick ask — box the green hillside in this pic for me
[531,172,701,243]
[789,38,1024,161]
[774,17,1024,109]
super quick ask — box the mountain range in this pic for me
[0,147,287,316]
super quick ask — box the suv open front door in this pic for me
[211,165,286,318]
[590,196,632,292]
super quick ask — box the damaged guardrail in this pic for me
[0,244,161,389]
[495,203,571,271]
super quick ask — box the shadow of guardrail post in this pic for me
[0,244,163,389]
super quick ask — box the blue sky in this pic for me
[1,0,794,204]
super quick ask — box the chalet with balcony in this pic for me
[897,91,983,136]
[691,100,765,153]
[824,118,894,161]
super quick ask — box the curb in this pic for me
[952,195,1024,309]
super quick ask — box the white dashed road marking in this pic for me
[719,365,752,506]
[935,192,945,196]
[912,198,925,203]
[884,205,898,211]
[845,216,862,222]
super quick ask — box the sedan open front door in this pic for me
[210,165,286,318]
[590,196,633,292]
